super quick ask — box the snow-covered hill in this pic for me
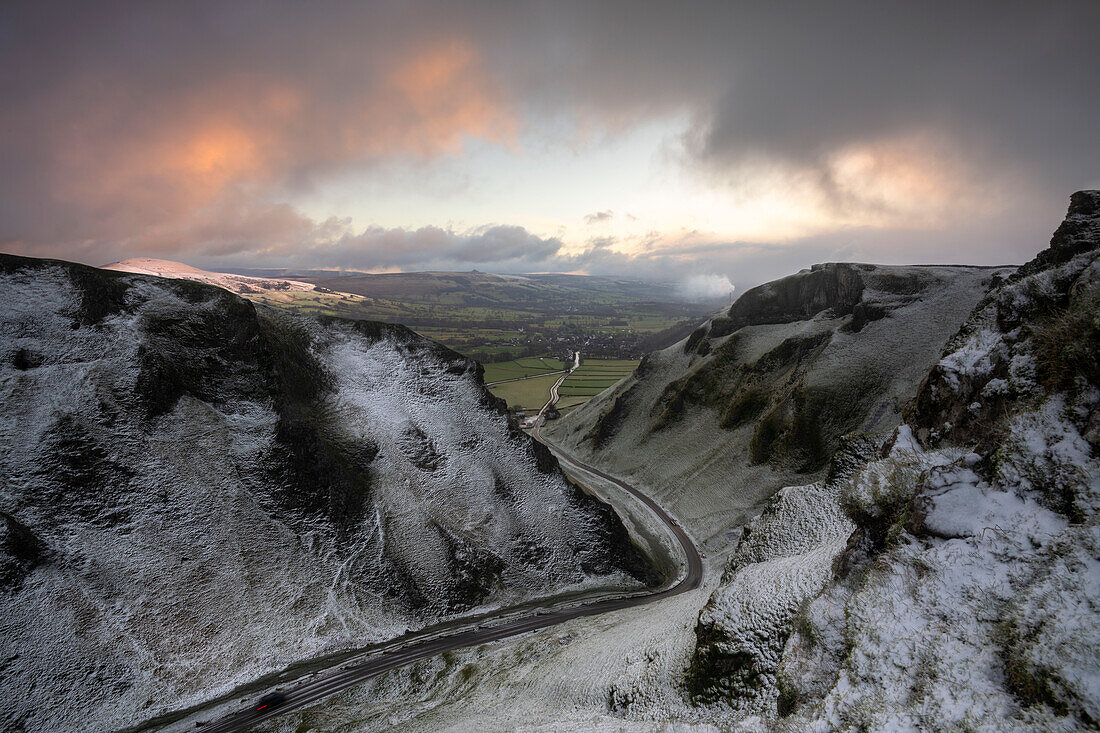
[544,260,1009,548]
[0,256,653,731]
[691,191,1100,730]
[103,257,325,296]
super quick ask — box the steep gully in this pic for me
[133,352,703,733]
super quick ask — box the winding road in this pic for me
[152,353,702,733]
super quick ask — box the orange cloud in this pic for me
[173,124,260,180]
[348,38,517,157]
[17,35,515,257]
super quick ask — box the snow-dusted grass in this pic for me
[777,410,1099,730]
[771,242,1100,730]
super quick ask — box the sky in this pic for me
[1,1,1097,293]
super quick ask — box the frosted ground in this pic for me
[239,460,731,733]
[0,259,647,732]
[244,263,1022,732]
[254,380,1097,732]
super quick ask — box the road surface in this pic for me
[533,349,579,419]
[152,354,701,733]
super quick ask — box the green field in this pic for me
[553,395,591,414]
[557,359,638,399]
[482,357,567,384]
[488,373,562,412]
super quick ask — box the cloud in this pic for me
[0,1,1096,279]
[0,5,515,256]
[676,274,734,302]
[306,224,564,271]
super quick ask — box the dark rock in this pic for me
[846,302,888,333]
[708,316,737,338]
[908,191,1100,448]
[687,616,778,705]
[11,348,41,370]
[399,425,447,471]
[33,414,135,527]
[434,522,506,611]
[684,325,709,354]
[527,435,561,474]
[134,287,267,419]
[590,385,638,448]
[566,481,662,588]
[753,332,832,373]
[1014,190,1100,279]
[831,526,875,581]
[725,263,865,332]
[719,387,769,430]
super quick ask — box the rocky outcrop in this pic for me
[545,257,1007,558]
[713,263,866,337]
[909,190,1100,457]
[773,193,1100,729]
[0,254,654,731]
[1015,189,1100,278]
[640,264,1003,475]
[686,438,876,711]
[0,511,46,591]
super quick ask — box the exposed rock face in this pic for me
[687,192,1100,730]
[713,263,866,337]
[629,263,997,474]
[1016,189,1100,278]
[0,254,652,731]
[0,511,45,591]
[685,439,873,712]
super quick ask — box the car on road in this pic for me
[255,691,287,711]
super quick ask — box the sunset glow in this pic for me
[1,2,1096,287]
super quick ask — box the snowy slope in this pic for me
[0,255,651,732]
[102,257,321,295]
[691,191,1100,730]
[544,262,1008,552]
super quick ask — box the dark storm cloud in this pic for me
[500,2,1099,170]
[680,2,1100,193]
[0,0,1096,274]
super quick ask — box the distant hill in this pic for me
[295,270,709,309]
[102,258,320,297]
[99,262,722,359]
[225,268,716,307]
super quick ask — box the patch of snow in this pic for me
[776,399,1099,730]
[936,327,1006,390]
